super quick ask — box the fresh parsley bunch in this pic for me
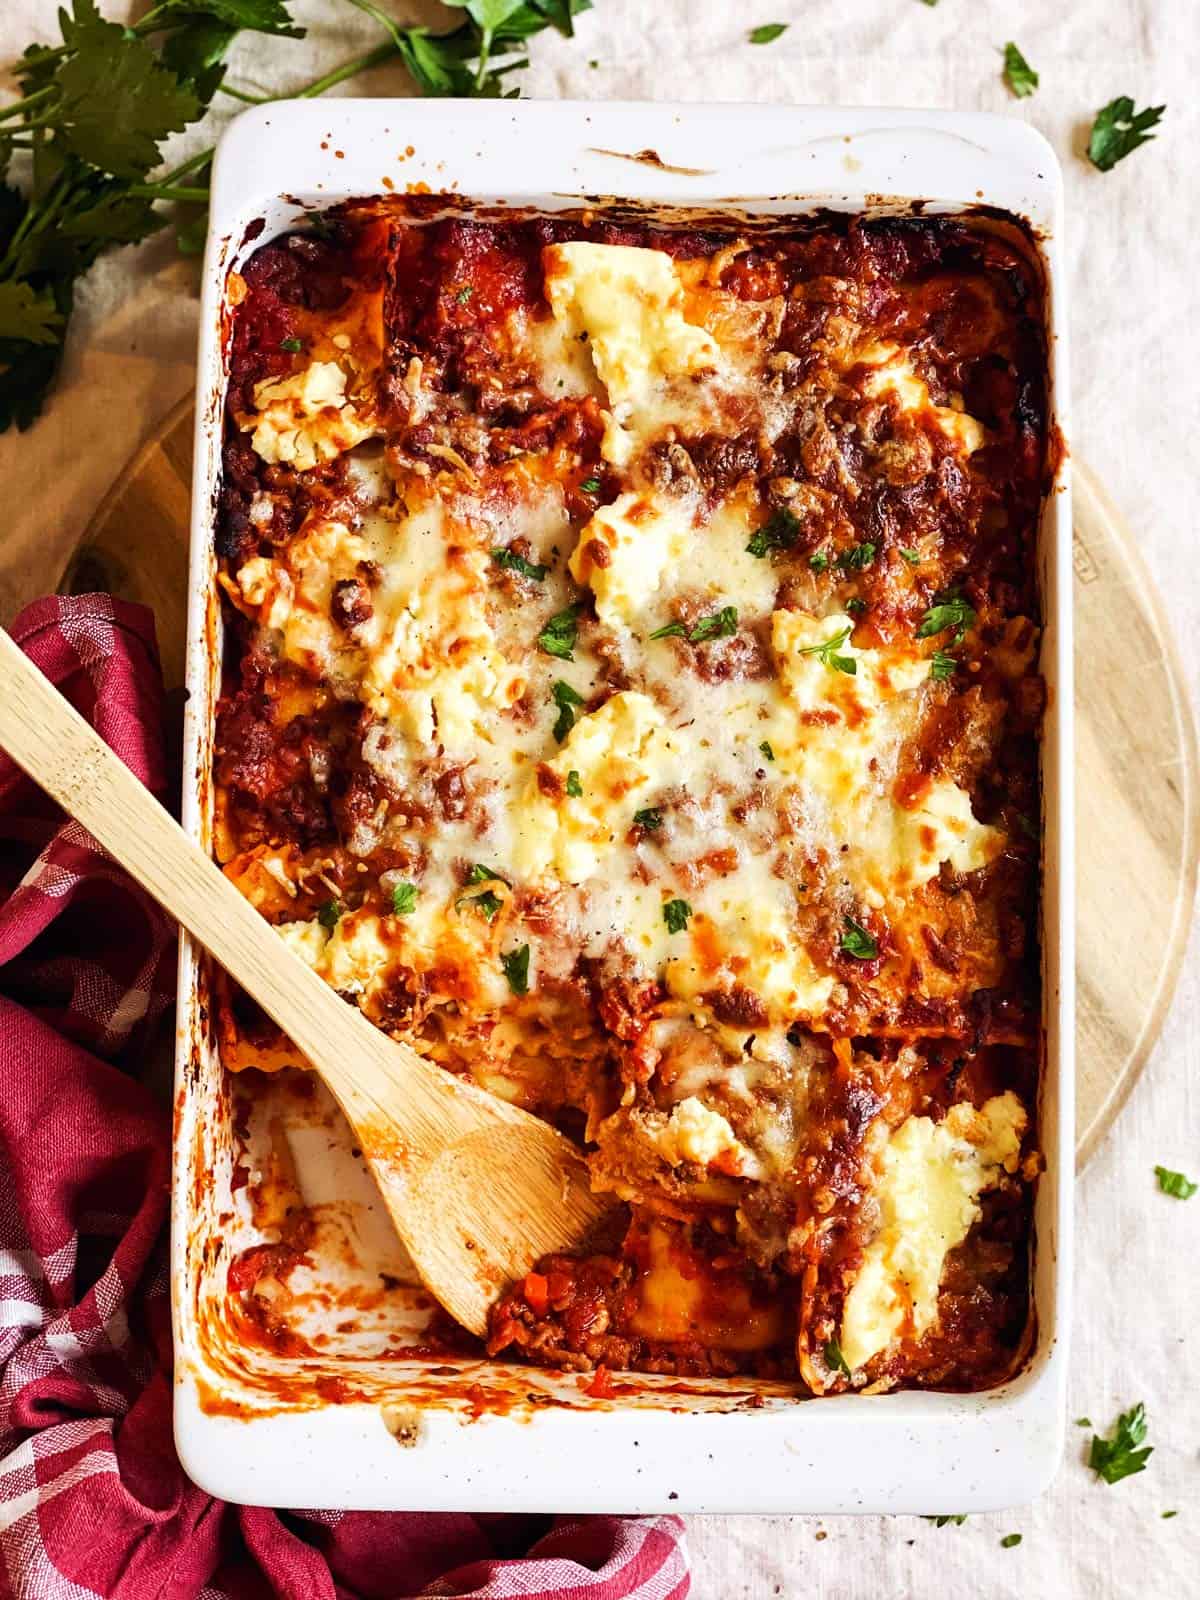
[0,0,592,433]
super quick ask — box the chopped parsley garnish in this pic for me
[845,597,867,616]
[760,740,775,762]
[538,605,580,660]
[823,1338,852,1377]
[551,679,585,743]
[492,545,547,581]
[923,1515,968,1528]
[633,807,663,831]
[688,605,739,642]
[566,769,583,797]
[899,547,921,565]
[390,882,418,916]
[651,606,738,643]
[808,550,830,573]
[1002,42,1038,99]
[463,889,504,922]
[279,336,303,353]
[1088,97,1166,172]
[465,863,510,887]
[1088,1404,1153,1485]
[917,591,976,643]
[798,624,857,676]
[455,285,473,304]
[663,898,692,934]
[579,475,602,493]
[746,507,800,558]
[930,649,957,682]
[1075,1417,1094,1428]
[837,541,876,572]
[1163,1511,1179,1520]
[840,917,878,960]
[1154,1165,1197,1199]
[317,899,341,930]
[748,22,788,44]
[1000,1534,1023,1549]
[501,943,530,995]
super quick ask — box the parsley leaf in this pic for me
[317,899,341,930]
[1000,1534,1022,1549]
[462,888,504,921]
[663,898,692,935]
[0,282,63,345]
[391,881,419,915]
[551,679,584,742]
[54,1,201,180]
[748,23,787,44]
[823,1338,852,1377]
[798,624,857,676]
[455,285,473,303]
[1155,1165,1197,1199]
[1002,42,1038,99]
[501,943,531,994]
[1075,1417,1093,1428]
[538,605,579,660]
[837,541,876,572]
[492,545,547,581]
[845,597,866,616]
[899,547,921,565]
[1089,1404,1153,1485]
[652,606,738,643]
[930,649,957,682]
[1163,1510,1179,1520]
[688,605,738,643]
[917,591,976,643]
[746,507,800,558]
[840,917,878,960]
[633,807,663,831]
[279,335,302,353]
[760,740,775,762]
[1088,97,1166,172]
[566,768,583,797]
[808,550,830,573]
[579,475,602,493]
[464,862,510,887]
[923,1515,968,1527]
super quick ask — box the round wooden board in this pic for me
[58,403,1200,1170]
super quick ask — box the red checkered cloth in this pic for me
[0,595,690,1600]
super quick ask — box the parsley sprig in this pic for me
[0,0,594,431]
[1088,97,1166,172]
[1088,1404,1153,1485]
[798,623,857,676]
[650,605,738,643]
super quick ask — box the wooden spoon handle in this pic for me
[0,624,470,1134]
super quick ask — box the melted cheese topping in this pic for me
[569,491,695,628]
[241,361,378,470]
[543,242,720,465]
[839,1092,1027,1371]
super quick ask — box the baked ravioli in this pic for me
[214,202,1049,1394]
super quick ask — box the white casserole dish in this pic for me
[172,99,1073,1514]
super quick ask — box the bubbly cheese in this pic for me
[275,916,329,968]
[652,1096,755,1175]
[839,1092,1027,1372]
[858,342,986,456]
[511,691,688,882]
[543,242,719,465]
[767,609,999,895]
[569,491,694,628]
[243,361,377,470]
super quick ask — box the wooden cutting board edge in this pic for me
[58,406,1200,1172]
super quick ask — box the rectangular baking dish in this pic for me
[172,99,1073,1514]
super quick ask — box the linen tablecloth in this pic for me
[1,3,1197,1594]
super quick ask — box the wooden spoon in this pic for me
[0,626,608,1337]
